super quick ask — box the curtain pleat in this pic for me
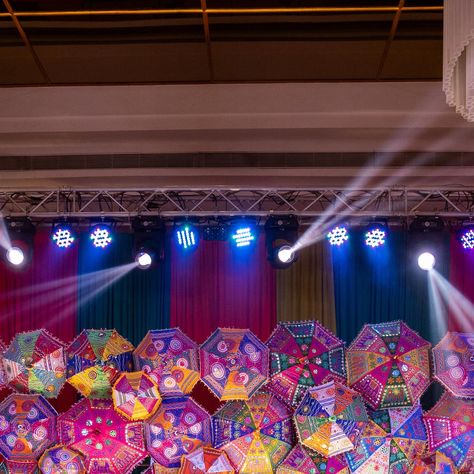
[276,240,336,333]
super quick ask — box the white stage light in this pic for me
[6,247,25,266]
[418,252,435,271]
[136,251,152,270]
[277,245,295,264]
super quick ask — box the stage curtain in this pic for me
[170,236,276,344]
[331,230,450,345]
[276,240,336,332]
[0,229,78,344]
[77,232,170,346]
[448,233,474,332]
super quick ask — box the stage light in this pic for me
[175,224,199,250]
[90,225,113,249]
[230,221,257,248]
[365,228,386,248]
[418,252,436,271]
[135,251,152,270]
[6,247,25,266]
[327,226,349,246]
[265,215,298,269]
[52,224,75,248]
[460,228,474,249]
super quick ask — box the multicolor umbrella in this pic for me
[58,398,146,474]
[344,403,427,473]
[3,330,66,398]
[213,390,295,473]
[276,444,349,474]
[432,332,474,399]
[267,321,346,408]
[424,392,474,472]
[179,446,235,474]
[145,396,212,470]
[410,451,458,474]
[347,321,431,409]
[38,445,86,474]
[134,329,200,397]
[200,328,269,400]
[0,393,57,463]
[0,339,6,390]
[112,371,161,421]
[66,329,134,399]
[3,460,38,473]
[294,380,368,457]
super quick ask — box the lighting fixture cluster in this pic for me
[327,226,349,246]
[460,228,474,250]
[365,228,386,248]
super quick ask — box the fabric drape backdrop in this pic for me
[170,236,276,344]
[332,230,450,345]
[276,240,336,332]
[77,232,170,346]
[449,233,474,332]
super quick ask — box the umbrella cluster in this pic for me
[0,322,472,473]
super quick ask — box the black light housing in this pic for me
[265,215,299,269]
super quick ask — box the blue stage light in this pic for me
[52,225,75,248]
[176,224,199,250]
[365,228,386,248]
[90,225,113,249]
[327,226,349,246]
[460,228,474,249]
[231,225,256,248]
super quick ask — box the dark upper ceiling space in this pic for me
[0,0,443,85]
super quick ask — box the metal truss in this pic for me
[0,187,473,221]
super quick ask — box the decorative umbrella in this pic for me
[112,371,161,421]
[276,444,349,474]
[267,321,346,408]
[200,328,269,401]
[410,451,458,474]
[347,321,431,409]
[213,390,295,473]
[432,332,474,399]
[3,330,66,398]
[134,329,200,397]
[38,445,86,474]
[344,403,427,473]
[179,446,235,474]
[424,392,474,472]
[3,460,38,473]
[66,329,134,399]
[58,398,146,474]
[294,380,368,457]
[0,393,57,463]
[0,338,6,390]
[145,396,212,470]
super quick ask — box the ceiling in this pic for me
[0,0,443,86]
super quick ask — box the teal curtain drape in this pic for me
[77,232,170,345]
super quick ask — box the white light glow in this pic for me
[6,247,25,266]
[418,252,435,271]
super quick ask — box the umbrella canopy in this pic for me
[0,339,6,390]
[134,329,200,397]
[179,446,235,474]
[276,444,349,474]
[0,393,57,462]
[3,330,66,398]
[145,396,212,470]
[58,398,146,474]
[200,328,269,401]
[267,321,346,408]
[433,332,474,399]
[143,464,178,474]
[294,380,368,457]
[38,445,86,474]
[347,321,431,409]
[112,371,161,421]
[66,329,134,399]
[424,392,474,472]
[3,460,38,473]
[410,451,458,474]
[344,403,427,474]
[213,390,295,473]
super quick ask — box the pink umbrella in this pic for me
[58,398,146,474]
